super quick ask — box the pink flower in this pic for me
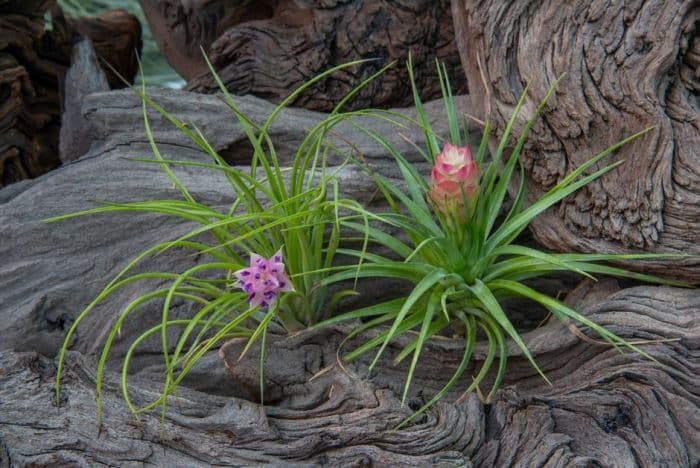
[429,143,479,217]
[233,249,294,309]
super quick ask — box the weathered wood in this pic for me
[0,1,141,187]
[0,0,68,187]
[138,0,467,111]
[1,3,697,465]
[0,285,697,466]
[59,38,110,163]
[66,8,142,89]
[451,0,700,282]
[1,85,697,465]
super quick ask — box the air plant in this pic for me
[317,58,687,427]
[51,58,395,423]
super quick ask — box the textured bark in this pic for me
[66,8,142,89]
[0,0,69,187]
[0,286,697,466]
[451,0,700,282]
[0,1,140,187]
[138,0,467,111]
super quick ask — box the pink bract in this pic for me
[429,143,479,217]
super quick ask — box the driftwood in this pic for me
[450,0,700,282]
[1,286,697,466]
[59,39,110,163]
[138,0,467,111]
[65,8,142,90]
[0,87,698,465]
[0,0,140,187]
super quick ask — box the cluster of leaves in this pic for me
[315,59,686,426]
[52,58,395,423]
[53,57,685,427]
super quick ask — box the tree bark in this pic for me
[137,0,467,111]
[451,0,700,283]
[0,0,69,187]
[0,1,141,187]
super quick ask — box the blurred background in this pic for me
[57,0,183,87]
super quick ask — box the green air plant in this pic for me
[317,58,688,428]
[51,58,396,423]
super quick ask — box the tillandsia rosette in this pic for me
[50,54,689,428]
[315,57,690,428]
[50,57,396,423]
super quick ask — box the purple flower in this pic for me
[233,249,294,309]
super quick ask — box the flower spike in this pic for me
[429,143,479,220]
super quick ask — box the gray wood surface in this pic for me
[1,285,697,466]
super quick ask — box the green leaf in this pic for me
[369,269,446,370]
[392,315,450,364]
[479,82,532,205]
[321,261,431,286]
[484,253,690,287]
[467,279,550,385]
[474,119,492,169]
[240,306,277,359]
[488,279,655,361]
[487,126,654,252]
[344,310,426,362]
[139,78,195,205]
[489,244,596,280]
[314,297,407,329]
[340,221,413,258]
[95,288,210,423]
[436,59,460,146]
[484,78,562,238]
[395,314,476,429]
[486,159,624,252]
[401,287,442,404]
[407,54,440,157]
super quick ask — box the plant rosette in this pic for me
[50,58,399,423]
[315,58,689,427]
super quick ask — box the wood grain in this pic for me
[138,0,467,111]
[451,0,700,282]
[0,0,141,187]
